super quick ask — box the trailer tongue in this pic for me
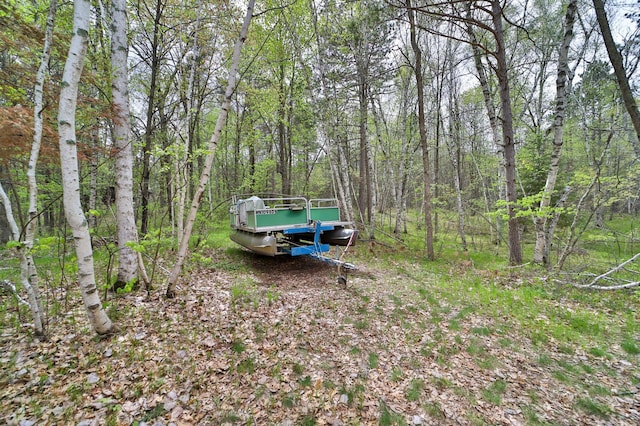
[230,196,357,275]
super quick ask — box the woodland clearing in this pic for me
[1,247,639,425]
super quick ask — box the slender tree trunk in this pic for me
[140,0,164,236]
[58,0,114,334]
[447,64,467,251]
[533,0,577,265]
[21,0,58,338]
[112,0,139,286]
[593,0,640,158]
[545,186,571,263]
[88,129,98,229]
[357,76,369,225]
[0,183,44,337]
[491,0,522,265]
[362,87,378,240]
[176,5,201,246]
[310,0,354,225]
[465,3,504,244]
[393,74,412,236]
[407,0,434,260]
[277,61,292,194]
[557,132,613,270]
[166,0,255,298]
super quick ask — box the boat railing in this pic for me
[309,198,339,208]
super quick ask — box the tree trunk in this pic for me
[393,73,412,236]
[447,58,467,251]
[407,0,434,260]
[277,61,292,195]
[0,182,44,337]
[533,0,577,265]
[310,0,354,225]
[111,0,139,286]
[491,0,522,265]
[465,3,503,244]
[88,129,98,229]
[357,76,371,227]
[58,0,114,334]
[140,0,164,236]
[22,0,58,338]
[176,6,202,246]
[593,0,640,159]
[166,0,255,298]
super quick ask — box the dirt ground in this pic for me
[1,250,639,425]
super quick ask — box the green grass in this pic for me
[378,399,406,426]
[368,352,379,369]
[575,397,612,418]
[621,339,640,355]
[482,380,506,405]
[406,379,424,401]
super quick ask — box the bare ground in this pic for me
[1,250,639,425]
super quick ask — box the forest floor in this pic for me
[1,247,639,425]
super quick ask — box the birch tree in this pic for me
[0,182,44,337]
[18,0,59,338]
[111,0,139,287]
[166,0,255,298]
[533,0,578,266]
[58,0,114,334]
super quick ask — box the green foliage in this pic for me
[5,240,23,250]
[115,278,137,295]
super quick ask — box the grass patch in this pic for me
[236,357,256,374]
[621,339,640,355]
[379,399,406,425]
[471,326,492,336]
[406,379,424,402]
[368,352,379,369]
[588,347,607,357]
[482,380,506,405]
[575,397,611,418]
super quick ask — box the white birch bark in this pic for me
[0,182,44,337]
[58,0,114,334]
[176,4,201,248]
[166,0,255,298]
[111,0,139,286]
[337,141,355,224]
[20,0,58,338]
[533,0,577,265]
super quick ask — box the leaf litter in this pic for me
[1,251,638,425]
